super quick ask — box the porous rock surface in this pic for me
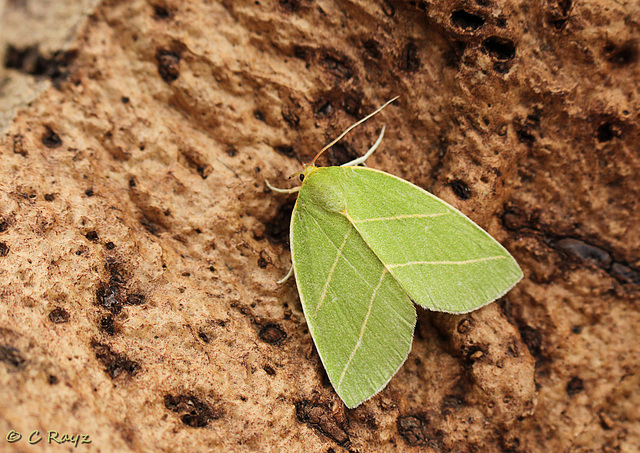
[0,0,638,451]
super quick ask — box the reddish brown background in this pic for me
[0,0,638,451]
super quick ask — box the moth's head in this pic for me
[300,163,319,182]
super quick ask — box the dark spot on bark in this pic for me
[451,10,485,30]
[566,376,584,396]
[315,100,334,118]
[0,242,8,257]
[155,49,181,83]
[42,127,62,148]
[254,110,266,122]
[263,364,276,375]
[44,193,55,201]
[502,206,529,230]
[282,104,300,128]
[48,307,70,324]
[257,256,269,269]
[441,394,466,409]
[321,53,353,79]
[95,261,144,314]
[48,374,59,385]
[516,128,535,146]
[125,294,145,306]
[558,1,573,16]
[0,218,9,233]
[4,44,76,84]
[457,318,471,334]
[85,189,94,197]
[99,315,116,336]
[274,145,296,157]
[296,401,350,447]
[604,41,638,66]
[0,345,26,368]
[164,394,221,428]
[279,0,299,12]
[106,241,115,250]
[259,323,286,344]
[482,37,516,72]
[450,180,471,200]
[121,96,130,104]
[264,201,294,245]
[501,436,523,452]
[610,262,640,285]
[12,134,27,156]
[555,238,612,269]
[342,95,361,117]
[409,1,428,12]
[571,325,582,334]
[482,37,516,61]
[128,178,137,188]
[198,330,210,343]
[292,45,309,60]
[462,344,487,365]
[399,42,420,72]
[547,0,572,30]
[363,39,381,59]
[86,231,99,241]
[516,114,540,146]
[153,5,173,20]
[397,415,425,446]
[596,122,621,142]
[519,325,543,363]
[91,340,139,379]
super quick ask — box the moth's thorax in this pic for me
[300,166,346,213]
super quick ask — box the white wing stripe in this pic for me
[387,256,507,268]
[337,269,388,390]
[353,213,448,223]
[315,229,352,314]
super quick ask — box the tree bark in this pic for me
[0,0,638,451]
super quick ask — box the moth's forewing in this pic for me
[290,168,416,408]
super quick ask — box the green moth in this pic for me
[267,99,522,408]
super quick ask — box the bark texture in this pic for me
[0,0,638,451]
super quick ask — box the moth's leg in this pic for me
[266,180,301,194]
[341,125,386,167]
[277,263,294,284]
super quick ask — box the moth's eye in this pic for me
[299,174,305,182]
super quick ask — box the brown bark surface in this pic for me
[0,1,638,451]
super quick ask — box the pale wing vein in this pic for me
[306,212,377,315]
[353,213,448,223]
[315,228,352,314]
[337,269,388,390]
[387,256,508,268]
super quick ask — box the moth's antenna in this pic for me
[311,96,399,165]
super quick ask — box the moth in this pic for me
[267,98,522,408]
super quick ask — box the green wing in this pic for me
[329,166,523,313]
[291,187,416,408]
